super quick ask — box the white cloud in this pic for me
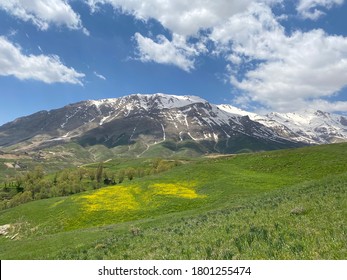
[307,99,347,112]
[94,71,106,80]
[296,0,344,20]
[87,0,347,113]
[87,0,260,36]
[134,33,198,72]
[211,3,284,59]
[0,0,88,33]
[87,0,258,71]
[0,36,85,85]
[89,1,280,72]
[208,3,347,112]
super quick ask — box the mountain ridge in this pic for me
[0,93,346,157]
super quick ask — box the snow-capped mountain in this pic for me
[218,104,347,144]
[257,111,347,144]
[0,93,345,157]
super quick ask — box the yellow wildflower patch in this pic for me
[80,185,140,212]
[149,182,205,199]
[78,181,206,213]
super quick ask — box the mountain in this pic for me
[0,93,346,158]
[216,104,347,144]
[250,111,347,144]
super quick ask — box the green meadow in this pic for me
[0,143,346,259]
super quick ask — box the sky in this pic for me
[0,0,347,125]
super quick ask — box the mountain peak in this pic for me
[121,93,208,108]
[84,93,209,113]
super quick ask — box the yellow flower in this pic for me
[80,186,140,212]
[77,181,206,213]
[149,182,205,199]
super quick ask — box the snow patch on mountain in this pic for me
[217,104,257,119]
[217,103,347,144]
[256,110,347,144]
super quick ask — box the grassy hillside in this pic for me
[0,143,346,259]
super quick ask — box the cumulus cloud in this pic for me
[87,0,260,72]
[134,33,200,72]
[0,0,88,34]
[211,3,283,59]
[296,0,344,20]
[211,3,347,112]
[87,1,283,73]
[87,0,347,113]
[87,0,259,36]
[0,36,85,85]
[87,1,281,72]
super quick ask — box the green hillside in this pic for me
[0,143,346,259]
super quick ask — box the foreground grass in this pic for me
[1,173,345,259]
[57,173,347,260]
[0,143,346,259]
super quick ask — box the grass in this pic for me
[0,143,346,259]
[67,173,345,260]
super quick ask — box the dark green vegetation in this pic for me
[0,143,346,259]
[0,157,181,210]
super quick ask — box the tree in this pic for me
[53,173,58,186]
[126,168,136,181]
[137,168,145,178]
[33,165,44,180]
[96,163,103,184]
[77,168,86,181]
[89,171,95,181]
[118,170,125,183]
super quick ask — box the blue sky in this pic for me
[0,0,347,125]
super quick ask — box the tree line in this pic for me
[0,159,181,210]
